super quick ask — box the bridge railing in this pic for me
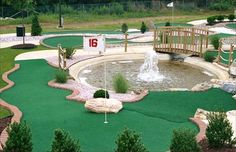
[153,27,209,57]
[217,39,235,67]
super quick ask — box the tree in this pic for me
[3,121,33,152]
[121,23,128,34]
[51,129,81,152]
[170,128,201,152]
[31,13,42,36]
[115,128,148,152]
[140,21,147,34]
[206,111,236,148]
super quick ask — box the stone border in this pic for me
[48,79,148,103]
[0,64,22,150]
[0,64,20,93]
[190,117,207,142]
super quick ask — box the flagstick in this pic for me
[104,61,108,124]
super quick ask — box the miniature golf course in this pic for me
[1,59,236,152]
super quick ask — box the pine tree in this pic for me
[31,14,42,36]
[121,23,128,34]
[3,121,33,152]
[51,129,81,152]
[140,21,147,34]
[115,128,148,152]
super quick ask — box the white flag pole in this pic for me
[104,48,108,124]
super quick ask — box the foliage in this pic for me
[3,121,32,152]
[140,21,147,34]
[115,128,148,152]
[217,15,224,22]
[206,111,236,148]
[228,14,235,22]
[207,16,216,25]
[55,70,68,83]
[113,73,129,93]
[165,22,171,26]
[3,0,34,11]
[65,48,76,59]
[170,128,201,152]
[31,14,42,36]
[121,23,128,34]
[11,43,36,49]
[93,89,109,98]
[51,129,81,152]
[203,51,216,62]
[210,35,220,50]
[209,2,231,11]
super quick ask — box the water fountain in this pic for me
[137,50,164,82]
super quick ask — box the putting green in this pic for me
[1,60,236,152]
[42,36,124,48]
[226,23,236,30]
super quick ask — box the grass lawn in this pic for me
[0,106,12,119]
[0,45,52,88]
[1,59,236,152]
[226,23,236,29]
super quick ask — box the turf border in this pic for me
[0,64,22,150]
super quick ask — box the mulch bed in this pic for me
[199,139,236,152]
[0,116,12,134]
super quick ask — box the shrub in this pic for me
[203,51,216,62]
[3,121,32,152]
[55,70,68,83]
[51,129,81,152]
[115,128,148,152]
[217,15,224,22]
[113,73,129,93]
[121,23,128,34]
[170,128,201,152]
[207,16,216,25]
[140,21,147,34]
[93,89,109,99]
[65,48,76,59]
[165,22,171,26]
[31,14,42,36]
[210,35,220,50]
[228,14,235,22]
[11,43,36,49]
[206,111,236,148]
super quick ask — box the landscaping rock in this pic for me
[221,82,236,94]
[85,98,123,113]
[194,108,209,121]
[191,82,212,91]
[229,59,236,77]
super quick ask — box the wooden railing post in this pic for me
[200,35,203,57]
[124,32,128,52]
[217,40,222,64]
[153,29,157,50]
[229,44,234,66]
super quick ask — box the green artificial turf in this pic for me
[1,59,236,152]
[226,23,236,29]
[205,50,236,65]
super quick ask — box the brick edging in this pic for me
[0,64,20,93]
[190,117,207,142]
[48,80,86,102]
[0,64,22,150]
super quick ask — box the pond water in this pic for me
[78,60,216,91]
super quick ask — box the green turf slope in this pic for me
[1,59,236,152]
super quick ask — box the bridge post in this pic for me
[200,35,203,57]
[153,29,157,50]
[217,40,222,64]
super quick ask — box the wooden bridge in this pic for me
[153,27,210,57]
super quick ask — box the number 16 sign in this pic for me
[83,35,105,52]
